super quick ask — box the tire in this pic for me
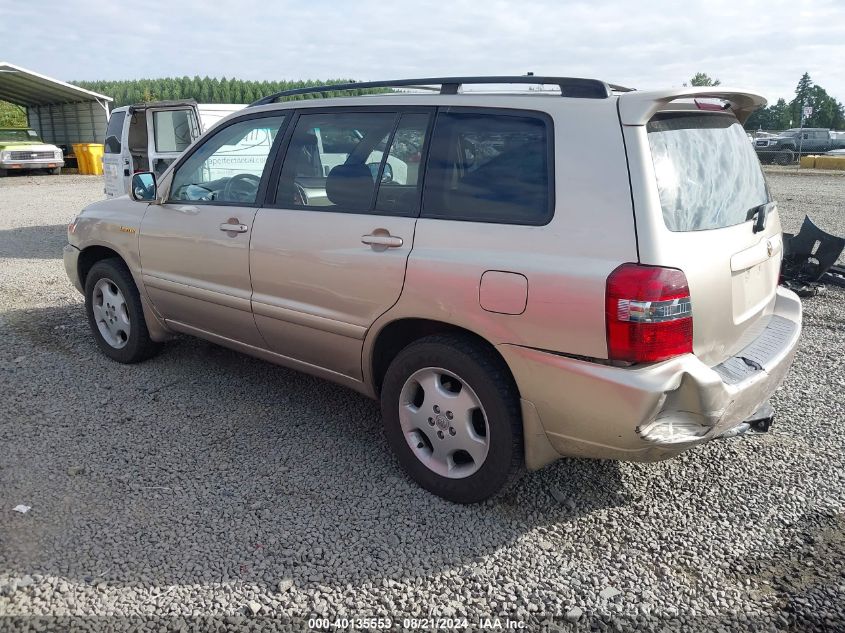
[84,258,160,363]
[775,149,794,165]
[0,168,7,177]
[50,167,62,175]
[380,334,523,504]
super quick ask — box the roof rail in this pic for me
[249,76,633,107]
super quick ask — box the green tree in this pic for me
[0,100,27,127]
[685,72,721,87]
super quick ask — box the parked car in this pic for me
[103,100,244,197]
[0,127,64,176]
[754,127,845,164]
[64,77,802,503]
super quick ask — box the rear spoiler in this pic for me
[618,88,766,126]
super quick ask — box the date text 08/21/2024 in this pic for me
[307,617,527,630]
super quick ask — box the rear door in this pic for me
[145,105,201,178]
[638,111,782,365]
[249,108,432,380]
[103,109,127,197]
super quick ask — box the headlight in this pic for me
[54,149,63,159]
[0,150,9,161]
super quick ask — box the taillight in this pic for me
[605,263,693,363]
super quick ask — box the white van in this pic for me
[103,101,244,197]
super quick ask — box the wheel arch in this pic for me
[78,244,125,288]
[77,243,173,343]
[367,317,518,398]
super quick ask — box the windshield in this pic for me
[779,130,799,138]
[647,113,769,232]
[0,129,42,142]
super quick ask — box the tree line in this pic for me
[688,71,844,131]
[71,76,384,108]
[4,72,842,133]
[745,72,844,131]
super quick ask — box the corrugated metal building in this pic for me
[0,61,112,156]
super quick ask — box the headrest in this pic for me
[325,163,374,210]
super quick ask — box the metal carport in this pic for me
[0,62,112,158]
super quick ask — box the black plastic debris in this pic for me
[781,215,845,297]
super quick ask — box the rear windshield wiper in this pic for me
[746,201,775,233]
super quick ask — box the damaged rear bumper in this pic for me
[500,286,802,468]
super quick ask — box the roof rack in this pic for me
[249,76,634,107]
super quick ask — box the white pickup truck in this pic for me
[103,101,244,197]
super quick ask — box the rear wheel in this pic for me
[775,149,794,165]
[380,334,523,503]
[84,259,160,363]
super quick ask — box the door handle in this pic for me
[361,234,403,248]
[220,222,249,233]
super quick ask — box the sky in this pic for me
[1,0,843,105]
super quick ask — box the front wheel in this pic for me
[380,334,523,503]
[775,149,794,165]
[50,167,62,175]
[84,259,160,363]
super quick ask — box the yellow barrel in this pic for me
[815,155,845,171]
[85,144,104,176]
[799,155,817,169]
[72,143,90,174]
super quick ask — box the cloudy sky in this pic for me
[2,0,843,104]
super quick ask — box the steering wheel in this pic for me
[222,173,261,202]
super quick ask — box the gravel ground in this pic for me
[1,171,843,632]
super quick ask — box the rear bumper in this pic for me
[500,286,802,468]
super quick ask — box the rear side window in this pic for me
[422,111,552,225]
[104,111,126,154]
[647,113,769,232]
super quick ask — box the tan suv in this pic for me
[64,76,802,503]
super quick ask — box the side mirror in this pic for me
[367,162,394,184]
[131,172,157,201]
[381,163,393,184]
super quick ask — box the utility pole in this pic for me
[798,99,811,159]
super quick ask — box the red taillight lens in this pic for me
[605,263,693,363]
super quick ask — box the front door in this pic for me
[250,109,432,380]
[139,113,287,347]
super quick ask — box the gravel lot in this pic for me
[1,171,843,632]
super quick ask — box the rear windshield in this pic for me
[647,113,769,232]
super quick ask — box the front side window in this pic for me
[275,111,399,212]
[153,109,199,153]
[170,115,285,204]
[422,111,552,225]
[104,111,126,154]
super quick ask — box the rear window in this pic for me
[647,113,769,232]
